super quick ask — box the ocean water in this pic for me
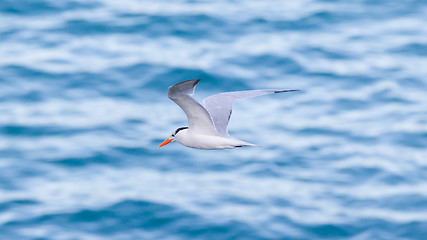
[1,0,427,239]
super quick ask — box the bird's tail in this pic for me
[235,139,260,147]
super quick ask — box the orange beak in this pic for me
[158,138,173,148]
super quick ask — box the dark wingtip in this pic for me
[190,79,200,88]
[175,79,200,85]
[274,89,300,93]
[185,79,200,85]
[168,79,202,98]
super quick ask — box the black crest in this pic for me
[172,127,188,136]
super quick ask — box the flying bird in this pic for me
[159,79,298,149]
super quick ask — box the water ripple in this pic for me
[1,0,427,239]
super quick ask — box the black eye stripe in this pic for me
[174,127,188,135]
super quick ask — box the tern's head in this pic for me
[158,127,188,148]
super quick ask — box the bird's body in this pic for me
[158,79,297,150]
[173,128,255,149]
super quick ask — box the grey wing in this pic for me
[168,79,219,135]
[202,89,298,137]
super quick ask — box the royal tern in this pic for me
[159,79,298,149]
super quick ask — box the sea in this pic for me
[0,0,426,239]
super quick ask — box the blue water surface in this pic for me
[1,0,427,239]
